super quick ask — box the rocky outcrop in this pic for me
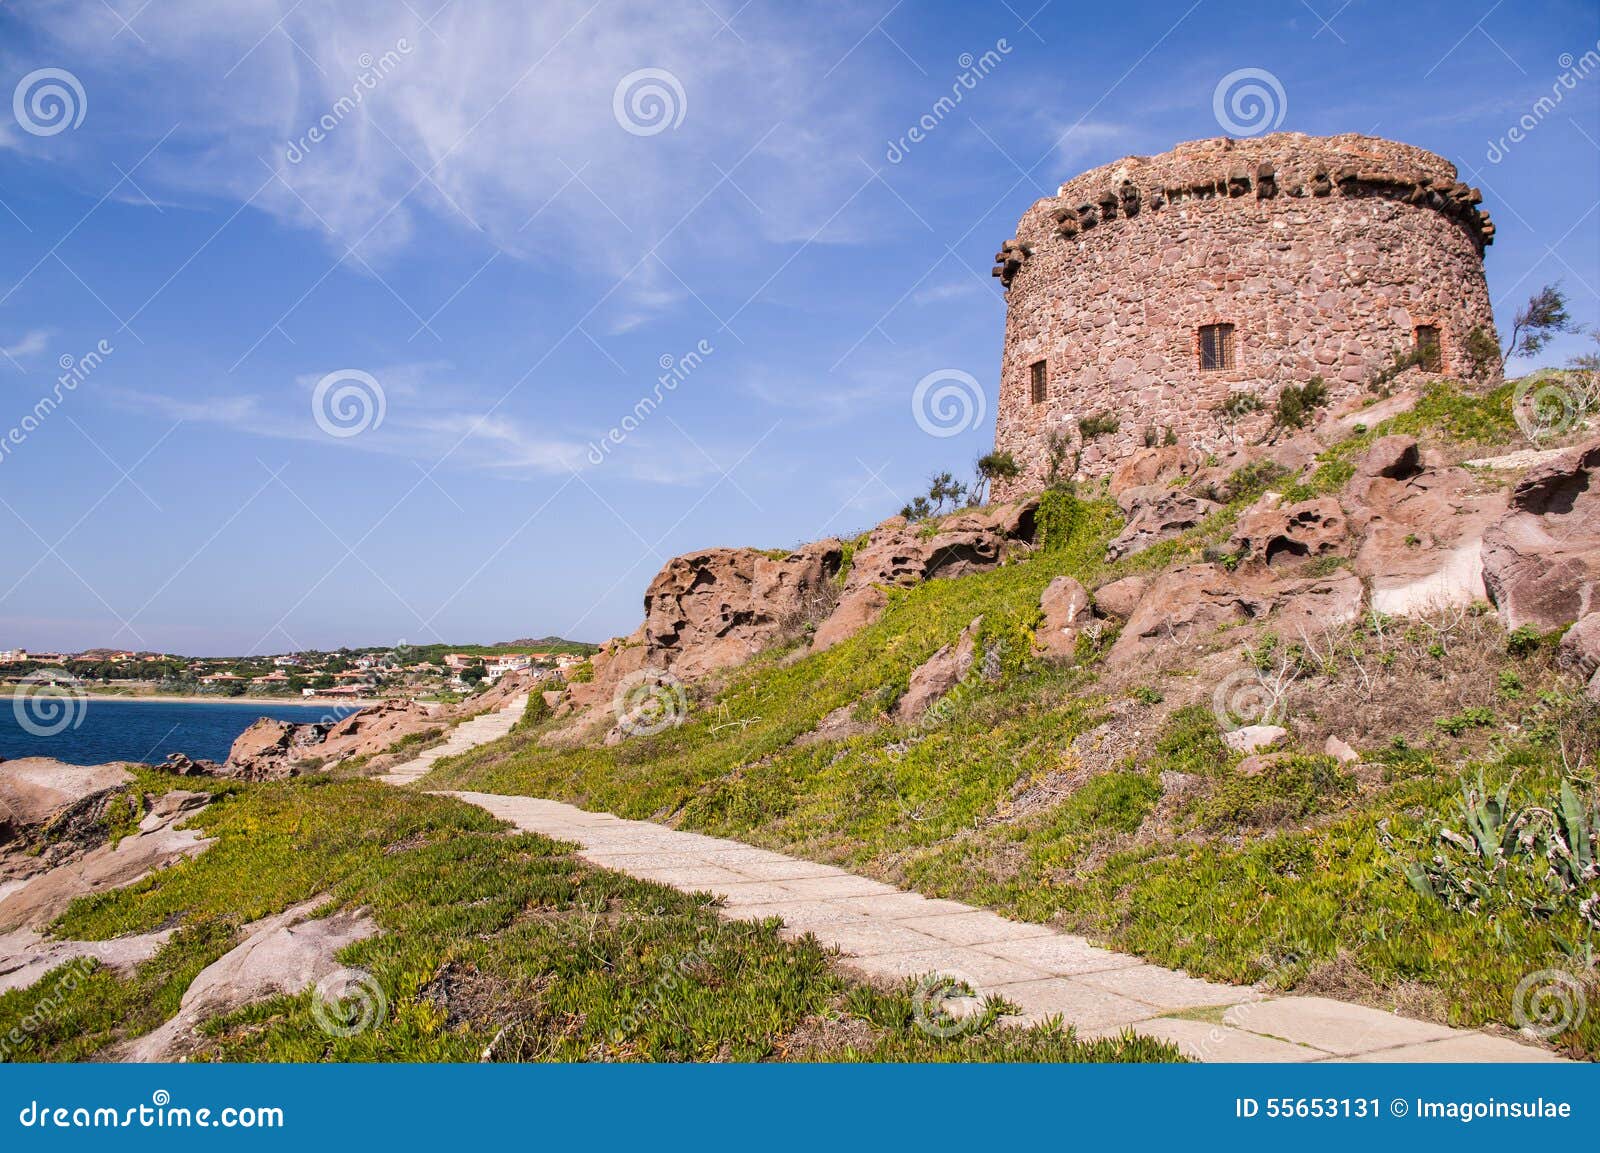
[1036,576,1091,660]
[641,541,843,679]
[1106,487,1220,561]
[225,699,445,779]
[1092,575,1150,620]
[1107,563,1362,667]
[0,797,213,934]
[1560,613,1600,702]
[1346,439,1507,616]
[811,500,1039,652]
[1481,440,1600,631]
[811,586,889,652]
[1227,496,1349,568]
[894,617,981,720]
[119,898,378,1062]
[0,759,132,834]
[1110,445,1198,494]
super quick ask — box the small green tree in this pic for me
[1502,283,1578,368]
[971,450,1020,505]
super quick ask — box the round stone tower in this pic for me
[989,132,1497,497]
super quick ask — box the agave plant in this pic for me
[1399,772,1600,928]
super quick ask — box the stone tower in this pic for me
[989,132,1497,498]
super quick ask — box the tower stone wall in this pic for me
[989,132,1497,498]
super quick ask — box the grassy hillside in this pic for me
[427,384,1599,1058]
[1,773,1174,1063]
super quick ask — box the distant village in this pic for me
[0,640,595,702]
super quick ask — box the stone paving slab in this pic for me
[380,708,1570,1064]
[1221,996,1459,1057]
[1344,1034,1567,1063]
[990,978,1161,1030]
[1091,1018,1327,1063]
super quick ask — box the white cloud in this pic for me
[1,330,51,360]
[13,0,898,325]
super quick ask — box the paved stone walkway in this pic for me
[384,698,1565,1063]
[378,696,528,786]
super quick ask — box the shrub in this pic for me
[1398,773,1599,925]
[1077,412,1119,440]
[1273,376,1329,429]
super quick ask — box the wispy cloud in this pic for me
[14,1,901,327]
[1,330,51,360]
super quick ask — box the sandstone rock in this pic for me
[1269,571,1365,640]
[641,540,843,680]
[1559,613,1600,679]
[1110,445,1196,494]
[224,699,445,779]
[1324,736,1360,764]
[811,500,1038,653]
[1106,488,1221,561]
[1092,575,1150,620]
[1036,576,1091,659]
[812,585,889,652]
[1225,725,1288,754]
[0,925,173,997]
[1356,435,1422,480]
[0,759,132,830]
[894,618,981,721]
[1107,564,1362,667]
[1481,439,1600,631]
[1228,496,1350,568]
[793,705,877,747]
[0,806,213,934]
[119,898,378,1062]
[138,790,211,833]
[1347,455,1507,616]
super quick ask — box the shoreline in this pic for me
[75,693,378,708]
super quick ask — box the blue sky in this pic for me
[0,0,1595,656]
